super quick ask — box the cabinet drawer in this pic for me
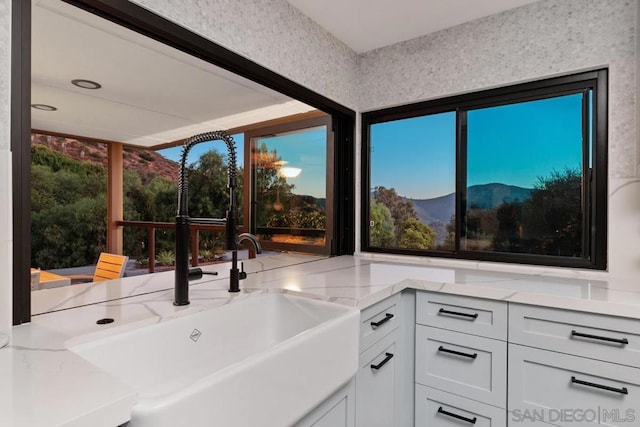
[416,384,506,427]
[510,303,640,368]
[360,293,402,352]
[416,292,507,340]
[415,325,506,408]
[509,344,640,427]
[355,328,401,427]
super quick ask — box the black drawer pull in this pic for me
[370,352,394,370]
[437,407,477,424]
[370,313,394,329]
[571,330,629,345]
[438,345,478,359]
[438,308,478,320]
[571,376,628,395]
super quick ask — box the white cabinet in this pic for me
[509,303,640,368]
[360,293,403,352]
[309,289,640,427]
[508,345,640,427]
[355,328,402,427]
[416,384,506,427]
[415,292,508,426]
[508,303,640,427]
[415,325,506,407]
[355,292,412,427]
[416,292,507,340]
[296,380,355,427]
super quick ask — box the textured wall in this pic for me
[359,0,637,179]
[130,0,359,111]
[357,0,640,278]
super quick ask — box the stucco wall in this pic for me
[130,0,360,111]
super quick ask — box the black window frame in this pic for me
[362,69,608,270]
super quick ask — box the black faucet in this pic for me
[173,131,261,306]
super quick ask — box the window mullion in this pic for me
[581,90,591,260]
[456,109,468,254]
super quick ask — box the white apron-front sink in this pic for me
[67,292,359,427]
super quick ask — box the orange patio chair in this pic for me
[67,252,129,284]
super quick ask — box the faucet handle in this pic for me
[239,262,247,280]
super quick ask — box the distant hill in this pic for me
[31,133,179,183]
[466,183,532,210]
[411,192,454,225]
[409,183,533,225]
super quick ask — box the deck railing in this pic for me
[116,220,254,274]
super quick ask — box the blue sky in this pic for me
[157,128,326,198]
[256,127,326,198]
[370,93,585,200]
[466,93,583,188]
[371,112,456,199]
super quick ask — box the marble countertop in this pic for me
[3,253,640,426]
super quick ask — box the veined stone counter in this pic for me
[3,254,640,426]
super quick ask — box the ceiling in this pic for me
[31,0,315,148]
[286,0,541,53]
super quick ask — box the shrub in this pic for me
[156,250,175,266]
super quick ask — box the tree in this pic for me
[371,186,436,250]
[187,150,230,219]
[253,143,295,229]
[522,168,582,256]
[369,200,395,247]
[490,168,583,256]
[372,186,416,237]
[32,196,107,268]
[398,217,436,249]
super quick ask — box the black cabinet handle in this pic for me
[437,407,477,424]
[571,330,629,345]
[370,313,394,329]
[438,308,478,320]
[370,352,394,370]
[438,345,478,359]
[571,376,628,395]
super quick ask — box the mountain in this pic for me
[409,183,533,225]
[31,133,179,183]
[466,183,533,210]
[410,192,454,225]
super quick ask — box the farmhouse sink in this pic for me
[67,292,359,427]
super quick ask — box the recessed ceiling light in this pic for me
[31,104,57,111]
[71,79,102,90]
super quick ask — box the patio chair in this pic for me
[67,252,129,284]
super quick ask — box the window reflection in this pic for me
[253,126,327,246]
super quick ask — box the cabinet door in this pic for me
[416,384,506,427]
[416,292,507,340]
[360,293,402,352]
[356,328,402,427]
[415,325,506,408]
[509,344,640,427]
[509,303,640,368]
[296,380,355,427]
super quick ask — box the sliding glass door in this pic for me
[246,116,333,254]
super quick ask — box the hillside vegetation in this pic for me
[31,136,231,269]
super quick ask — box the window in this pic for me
[362,70,607,269]
[245,115,334,254]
